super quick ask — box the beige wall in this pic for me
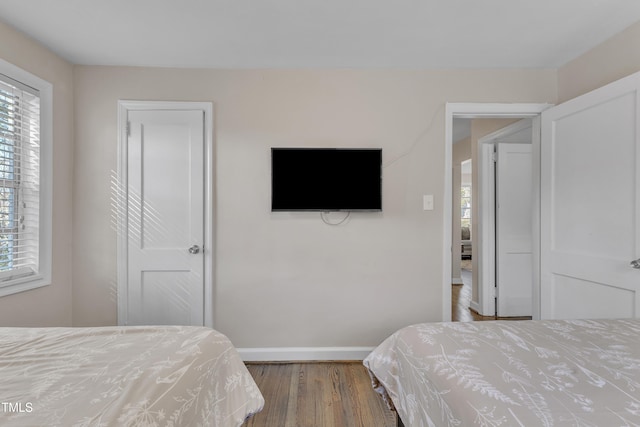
[0,22,74,326]
[558,20,640,102]
[72,66,555,347]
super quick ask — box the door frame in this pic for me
[444,103,551,322]
[116,100,215,327]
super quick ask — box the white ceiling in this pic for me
[1,0,640,69]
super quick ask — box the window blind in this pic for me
[0,74,40,282]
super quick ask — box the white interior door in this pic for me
[541,72,640,319]
[496,143,533,317]
[125,109,205,326]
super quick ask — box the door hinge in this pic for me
[491,151,498,162]
[126,121,131,137]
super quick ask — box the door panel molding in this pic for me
[116,100,214,327]
[496,142,533,317]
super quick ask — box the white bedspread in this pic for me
[0,326,264,426]
[364,319,640,427]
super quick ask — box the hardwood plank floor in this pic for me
[452,268,491,321]
[245,265,531,427]
[245,362,397,427]
[453,267,531,322]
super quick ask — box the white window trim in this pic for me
[0,58,52,297]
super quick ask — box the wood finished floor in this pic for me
[243,265,526,427]
[453,266,532,322]
[452,268,486,321]
[245,362,397,427]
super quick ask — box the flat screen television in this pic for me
[271,148,382,212]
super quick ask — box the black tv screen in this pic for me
[271,148,382,212]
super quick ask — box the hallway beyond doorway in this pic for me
[452,268,532,322]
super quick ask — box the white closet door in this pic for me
[126,109,205,326]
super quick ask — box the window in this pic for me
[461,184,471,229]
[460,159,472,231]
[0,59,52,297]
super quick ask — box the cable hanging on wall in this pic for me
[320,211,351,226]
[382,104,445,169]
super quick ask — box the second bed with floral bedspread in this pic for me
[364,319,640,426]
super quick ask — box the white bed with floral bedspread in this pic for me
[364,319,640,427]
[0,325,264,426]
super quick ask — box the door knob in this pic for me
[188,245,200,254]
[631,259,640,269]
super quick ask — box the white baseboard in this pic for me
[237,346,375,362]
[452,277,463,285]
[469,300,480,314]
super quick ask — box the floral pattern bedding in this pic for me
[364,319,640,427]
[0,325,264,426]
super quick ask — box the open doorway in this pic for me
[452,117,535,321]
[443,103,550,322]
[478,119,534,318]
[451,120,473,321]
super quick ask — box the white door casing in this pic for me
[540,72,640,319]
[444,103,550,322]
[117,101,214,327]
[496,142,533,317]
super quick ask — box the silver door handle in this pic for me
[188,245,200,254]
[631,259,640,269]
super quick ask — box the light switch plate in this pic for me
[423,194,434,210]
